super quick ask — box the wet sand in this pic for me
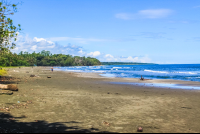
[1,67,200,133]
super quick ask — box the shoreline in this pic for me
[55,70,200,90]
[1,67,200,133]
[54,64,200,84]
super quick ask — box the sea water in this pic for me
[56,64,200,90]
[56,64,200,82]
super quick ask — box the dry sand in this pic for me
[0,66,200,133]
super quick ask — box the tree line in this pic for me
[0,50,101,66]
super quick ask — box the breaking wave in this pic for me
[144,69,168,74]
[56,64,200,82]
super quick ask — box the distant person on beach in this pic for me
[140,75,144,80]
[51,67,53,72]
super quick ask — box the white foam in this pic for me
[144,69,168,74]
[65,70,83,72]
[100,73,115,77]
[144,70,197,75]
[93,71,106,73]
[75,67,82,68]
[67,67,75,69]
[176,72,197,74]
[113,67,122,68]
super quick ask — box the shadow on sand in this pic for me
[0,113,115,133]
[0,74,115,133]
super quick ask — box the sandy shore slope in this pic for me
[0,67,200,133]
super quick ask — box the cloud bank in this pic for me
[99,54,151,63]
[11,34,151,63]
[12,35,85,56]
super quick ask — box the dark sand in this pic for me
[1,67,200,133]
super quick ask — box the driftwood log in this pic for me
[30,75,36,77]
[0,84,18,91]
[0,90,13,95]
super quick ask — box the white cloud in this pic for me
[87,51,101,57]
[31,45,37,51]
[168,20,190,24]
[78,49,86,55]
[33,37,45,42]
[115,13,133,20]
[45,36,136,44]
[115,9,173,20]
[127,56,138,61]
[105,54,114,58]
[100,54,151,63]
[11,34,84,56]
[193,5,200,8]
[104,54,117,61]
[12,34,151,63]
[138,9,173,18]
[137,32,166,39]
[47,37,112,44]
[33,37,54,44]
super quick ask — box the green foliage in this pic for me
[0,68,7,75]
[0,0,21,54]
[0,50,101,66]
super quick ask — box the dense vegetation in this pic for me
[0,68,7,75]
[101,62,155,65]
[0,50,101,66]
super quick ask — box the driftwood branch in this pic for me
[0,84,18,91]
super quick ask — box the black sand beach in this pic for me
[1,67,200,133]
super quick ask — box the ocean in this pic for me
[55,64,200,82]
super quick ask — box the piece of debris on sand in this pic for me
[102,121,110,126]
[137,126,143,132]
[30,75,36,77]
[0,90,13,95]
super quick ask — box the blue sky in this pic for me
[9,0,200,64]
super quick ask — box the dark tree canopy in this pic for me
[0,50,101,66]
